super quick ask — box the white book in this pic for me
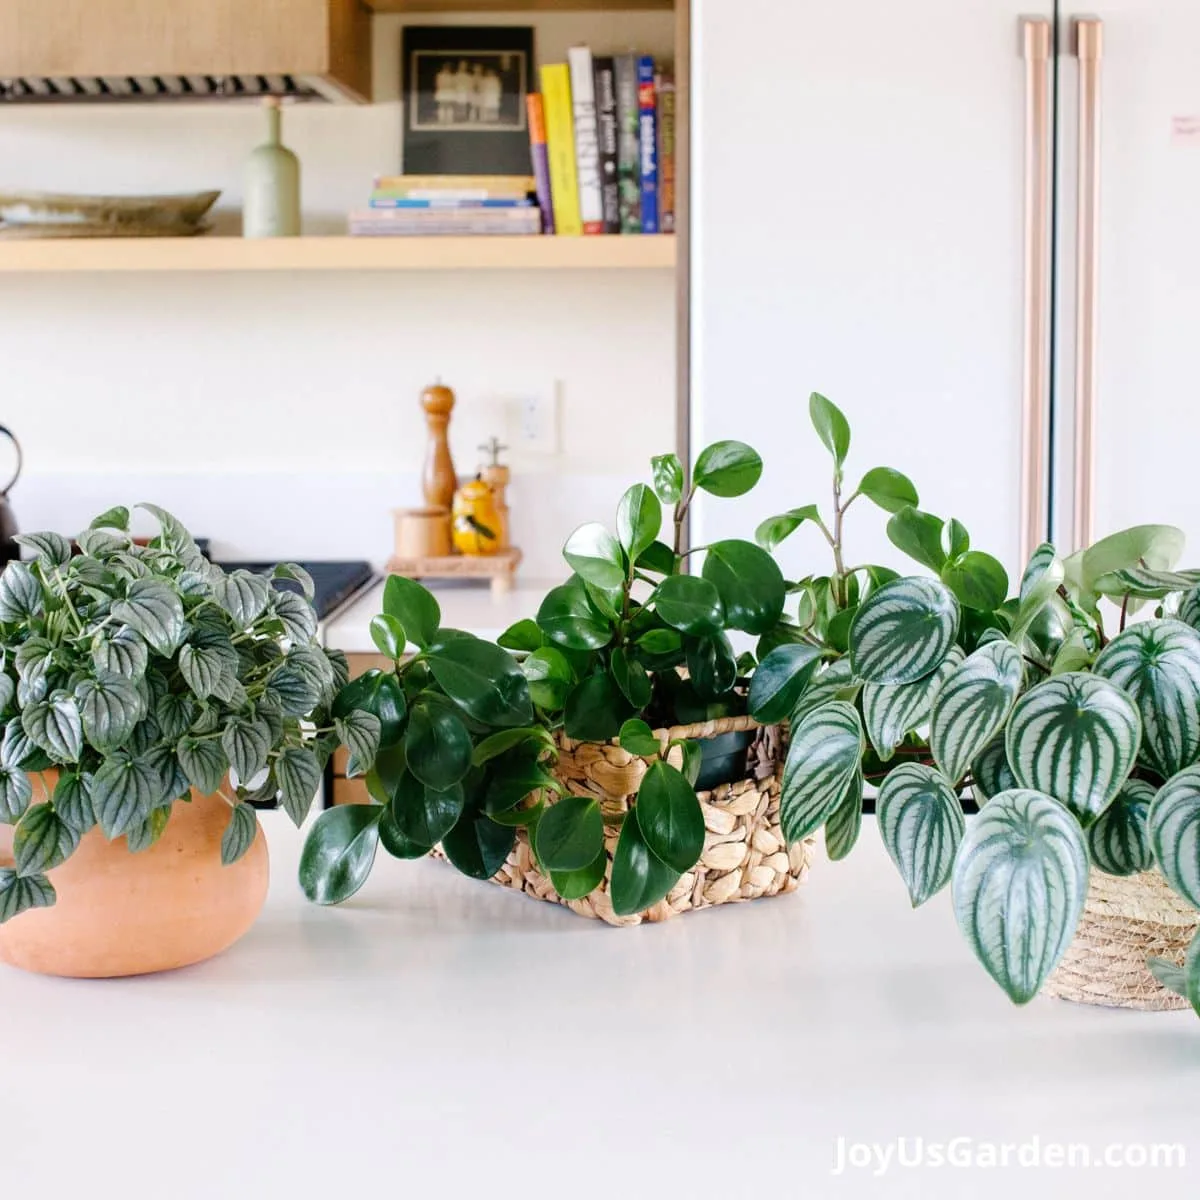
[567,46,605,234]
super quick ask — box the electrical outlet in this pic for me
[508,388,559,454]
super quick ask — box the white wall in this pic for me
[0,11,676,574]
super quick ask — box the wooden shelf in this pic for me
[0,235,676,273]
[364,0,672,11]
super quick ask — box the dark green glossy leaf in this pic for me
[755,505,821,553]
[534,795,604,872]
[440,810,514,880]
[701,540,785,635]
[471,726,553,767]
[523,646,576,711]
[497,619,544,652]
[609,645,652,709]
[887,508,948,573]
[427,636,534,727]
[655,574,724,636]
[619,718,661,758]
[651,453,684,505]
[537,578,613,651]
[636,540,677,576]
[636,628,682,656]
[550,849,607,901]
[405,700,472,791]
[616,484,662,564]
[370,613,408,660]
[299,804,382,904]
[942,551,1009,612]
[610,810,682,916]
[564,672,631,742]
[333,671,407,747]
[383,575,440,649]
[564,523,626,591]
[391,773,465,847]
[809,393,850,469]
[693,440,763,498]
[635,760,704,873]
[685,632,737,701]
[379,803,431,859]
[748,644,823,725]
[857,467,919,514]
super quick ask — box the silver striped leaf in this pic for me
[971,735,1017,805]
[1093,620,1200,780]
[952,788,1089,1005]
[1010,543,1065,645]
[1094,567,1200,601]
[1147,932,1200,1016]
[790,658,858,725]
[862,646,964,762]
[1148,765,1200,909]
[1178,587,1200,633]
[1086,779,1154,877]
[824,770,863,862]
[848,577,960,686]
[779,701,863,845]
[930,641,1024,787]
[1006,673,1141,826]
[877,763,965,907]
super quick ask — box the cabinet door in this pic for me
[690,0,1043,582]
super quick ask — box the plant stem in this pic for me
[831,476,848,607]
[1119,593,1131,633]
[673,485,696,558]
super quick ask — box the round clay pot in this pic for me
[0,784,268,978]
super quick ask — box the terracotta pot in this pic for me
[0,783,268,979]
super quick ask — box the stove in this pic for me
[212,559,376,621]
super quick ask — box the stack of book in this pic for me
[348,176,542,237]
[530,48,675,236]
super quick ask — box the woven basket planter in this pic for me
[486,717,813,927]
[1046,870,1200,1011]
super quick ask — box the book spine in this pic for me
[593,56,621,235]
[541,63,582,237]
[657,70,676,235]
[373,175,535,193]
[614,54,641,234]
[567,46,604,235]
[525,93,555,236]
[637,56,659,234]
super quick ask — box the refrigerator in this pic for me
[690,1,1200,581]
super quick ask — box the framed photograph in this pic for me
[402,26,536,177]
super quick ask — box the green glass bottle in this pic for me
[243,98,300,238]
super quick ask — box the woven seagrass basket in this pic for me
[1046,870,1200,1011]
[485,716,813,927]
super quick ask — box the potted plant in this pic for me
[0,504,361,978]
[758,394,1200,1017]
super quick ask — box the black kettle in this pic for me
[0,425,22,566]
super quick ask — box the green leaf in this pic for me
[857,467,919,514]
[862,647,963,762]
[824,771,863,862]
[299,804,382,904]
[1,723,48,773]
[693,440,763,498]
[426,636,534,728]
[550,850,607,901]
[655,574,724,636]
[1007,673,1141,826]
[125,805,171,854]
[1148,932,1200,1016]
[743,646,816,726]
[563,523,626,591]
[221,717,272,784]
[13,803,78,876]
[155,692,197,742]
[0,765,32,824]
[14,531,72,567]
[636,540,677,576]
[482,756,558,816]
[1087,780,1154,876]
[90,505,130,531]
[952,789,1089,1005]
[91,626,149,682]
[378,804,431,859]
[635,760,704,873]
[1148,766,1200,909]
[471,726,552,767]
[370,613,408,660]
[0,561,44,623]
[113,578,186,656]
[755,505,821,553]
[1073,525,1185,595]
[405,699,472,791]
[333,671,407,748]
[886,508,948,573]
[877,764,965,906]
[808,393,850,470]
[76,528,129,560]
[440,810,514,880]
[1010,545,1066,644]
[564,672,631,742]
[651,453,684,505]
[849,577,960,686]
[91,751,162,838]
[779,701,863,843]
[1093,621,1200,780]
[946,518,970,560]
[383,575,441,649]
[273,562,316,602]
[178,640,237,701]
[275,746,322,826]
[930,641,1024,786]
[21,696,84,763]
[53,771,95,832]
[391,773,465,848]
[221,802,259,866]
[534,794,604,872]
[177,736,227,796]
[619,718,661,758]
[76,674,143,753]
[791,659,858,724]
[537,578,612,651]
[610,809,682,916]
[971,735,1017,804]
[214,570,272,629]
[523,646,576,711]
[941,552,1009,613]
[497,619,543,653]
[0,869,55,924]
[701,540,785,635]
[1094,567,1200,601]
[609,645,651,708]
[616,483,662,564]
[684,633,736,702]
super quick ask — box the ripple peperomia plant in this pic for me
[0,504,356,923]
[760,395,1200,1017]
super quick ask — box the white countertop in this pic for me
[324,579,559,652]
[2,818,1196,1199]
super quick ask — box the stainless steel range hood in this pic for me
[0,0,372,104]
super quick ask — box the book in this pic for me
[656,68,677,235]
[349,208,542,236]
[637,56,659,234]
[567,46,604,235]
[540,63,582,237]
[614,55,641,234]
[369,198,536,209]
[593,56,621,234]
[525,93,556,235]
[374,175,535,195]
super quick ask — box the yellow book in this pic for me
[540,64,582,237]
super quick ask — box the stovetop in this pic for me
[212,559,376,621]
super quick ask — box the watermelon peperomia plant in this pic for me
[759,394,1200,1017]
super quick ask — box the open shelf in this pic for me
[0,235,676,273]
[364,0,672,11]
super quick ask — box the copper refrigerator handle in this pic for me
[1020,17,1052,565]
[1073,17,1104,551]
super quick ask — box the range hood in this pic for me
[0,0,372,104]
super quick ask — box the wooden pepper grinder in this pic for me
[478,436,510,550]
[421,380,458,509]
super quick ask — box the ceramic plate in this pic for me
[0,190,220,228]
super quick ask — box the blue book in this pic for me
[369,197,536,210]
[636,56,659,234]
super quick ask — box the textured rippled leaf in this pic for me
[53,771,95,833]
[748,644,823,725]
[14,531,71,567]
[952,789,1089,1004]
[13,803,78,875]
[275,746,322,826]
[178,640,235,701]
[21,697,83,763]
[220,802,259,866]
[1,722,46,772]
[299,804,381,904]
[221,717,272,784]
[177,736,227,795]
[92,626,149,681]
[91,752,163,838]
[971,735,1017,804]
[863,646,963,762]
[137,503,205,570]
[0,869,55,923]
[125,805,171,854]
[215,570,272,629]
[930,642,1023,786]
[791,659,858,724]
[76,674,143,752]
[112,579,185,656]
[1007,673,1141,825]
[1093,621,1200,780]
[335,710,381,775]
[273,590,319,644]
[825,770,863,862]
[878,764,965,906]
[0,561,43,623]
[0,765,32,823]
[1148,766,1200,908]
[849,577,959,686]
[1087,780,1154,876]
[780,701,863,844]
